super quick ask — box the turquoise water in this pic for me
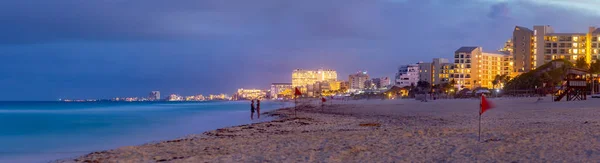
[0,101,288,163]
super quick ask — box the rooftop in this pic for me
[455,47,480,53]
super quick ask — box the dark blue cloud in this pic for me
[0,0,599,100]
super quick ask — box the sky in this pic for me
[1,0,600,100]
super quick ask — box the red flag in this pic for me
[321,97,327,102]
[479,95,494,115]
[294,88,302,96]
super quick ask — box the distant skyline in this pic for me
[1,0,600,100]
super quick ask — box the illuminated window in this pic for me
[595,49,598,54]
[573,55,578,60]
[573,36,579,41]
[552,36,558,42]
[573,43,578,47]
[574,49,579,54]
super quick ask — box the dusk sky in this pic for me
[1,0,599,100]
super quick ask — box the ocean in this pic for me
[0,101,289,163]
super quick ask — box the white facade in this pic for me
[395,64,420,88]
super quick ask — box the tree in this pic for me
[540,72,552,85]
[417,81,431,89]
[492,75,500,89]
[590,59,600,73]
[416,81,431,94]
[576,57,589,70]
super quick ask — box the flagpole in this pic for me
[478,95,482,142]
[478,113,481,142]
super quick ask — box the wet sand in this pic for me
[58,97,600,162]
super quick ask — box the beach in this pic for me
[60,97,600,162]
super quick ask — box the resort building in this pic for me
[349,71,369,91]
[371,77,391,89]
[234,89,266,100]
[453,47,513,89]
[307,81,332,97]
[292,69,337,93]
[328,81,341,91]
[340,81,350,90]
[417,58,453,87]
[270,83,292,99]
[149,91,160,101]
[512,25,600,72]
[431,58,451,86]
[418,63,432,85]
[395,63,420,87]
[167,94,183,101]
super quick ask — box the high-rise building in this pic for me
[292,69,337,92]
[270,83,292,99]
[149,91,160,101]
[395,63,420,88]
[452,47,513,89]
[349,71,369,90]
[500,39,514,54]
[372,77,391,89]
[512,25,600,72]
[418,63,433,84]
[417,58,452,87]
[431,58,451,86]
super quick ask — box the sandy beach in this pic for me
[58,97,600,162]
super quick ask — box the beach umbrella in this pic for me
[479,94,495,141]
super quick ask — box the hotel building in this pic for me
[149,91,160,101]
[270,83,292,99]
[349,71,369,90]
[418,58,453,87]
[418,63,432,84]
[371,77,391,89]
[234,89,266,100]
[513,25,600,72]
[292,69,337,93]
[395,63,420,87]
[453,47,513,89]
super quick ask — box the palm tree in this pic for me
[492,75,500,90]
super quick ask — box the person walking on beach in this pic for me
[256,99,261,119]
[250,100,255,120]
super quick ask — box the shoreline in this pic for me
[56,101,369,162]
[58,97,600,162]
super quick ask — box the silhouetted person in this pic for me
[256,100,261,119]
[250,100,255,120]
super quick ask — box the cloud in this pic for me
[1,0,600,100]
[488,2,510,19]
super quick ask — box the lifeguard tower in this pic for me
[554,68,588,101]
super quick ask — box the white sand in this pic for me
[58,97,600,162]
